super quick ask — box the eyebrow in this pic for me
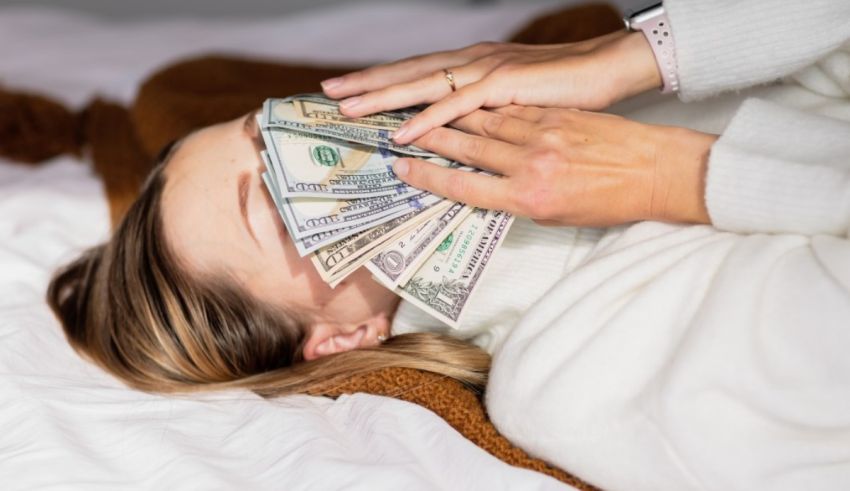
[238,171,261,248]
[243,110,264,152]
[243,110,257,134]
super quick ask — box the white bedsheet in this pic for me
[0,4,572,490]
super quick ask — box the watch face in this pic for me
[624,1,665,30]
[624,1,664,20]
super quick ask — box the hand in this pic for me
[321,31,661,145]
[390,106,718,227]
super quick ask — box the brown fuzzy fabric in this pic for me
[309,368,598,489]
[0,87,82,163]
[1,4,622,488]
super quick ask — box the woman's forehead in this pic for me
[158,117,254,268]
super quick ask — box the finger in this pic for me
[392,158,514,212]
[321,49,478,99]
[450,110,536,146]
[492,104,547,122]
[392,80,490,145]
[339,67,468,118]
[412,127,522,175]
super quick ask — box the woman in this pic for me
[48,0,850,488]
[318,2,850,489]
[46,112,494,395]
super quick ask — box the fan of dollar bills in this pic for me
[258,94,514,328]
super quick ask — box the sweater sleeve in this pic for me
[664,0,850,101]
[705,98,850,236]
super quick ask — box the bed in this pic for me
[0,3,574,489]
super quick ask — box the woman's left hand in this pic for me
[392,106,718,227]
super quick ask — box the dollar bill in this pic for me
[262,149,428,256]
[311,202,450,286]
[262,153,368,249]
[262,149,439,239]
[258,94,515,328]
[366,201,474,287]
[283,190,442,239]
[263,96,437,158]
[393,209,515,328]
[263,172,357,255]
[292,95,407,130]
[261,126,411,199]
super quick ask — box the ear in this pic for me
[301,315,391,361]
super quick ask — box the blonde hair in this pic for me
[46,162,490,397]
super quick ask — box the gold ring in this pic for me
[443,68,457,92]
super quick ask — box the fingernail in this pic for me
[339,96,361,110]
[393,159,409,177]
[321,77,344,91]
[392,123,410,142]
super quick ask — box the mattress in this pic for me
[0,3,574,489]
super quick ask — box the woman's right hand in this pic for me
[321,31,662,145]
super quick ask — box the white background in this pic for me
[0,0,644,20]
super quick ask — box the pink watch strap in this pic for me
[632,11,679,94]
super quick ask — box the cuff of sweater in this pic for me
[664,0,850,102]
[705,99,850,235]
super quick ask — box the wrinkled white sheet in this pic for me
[0,4,572,490]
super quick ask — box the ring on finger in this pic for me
[442,68,457,92]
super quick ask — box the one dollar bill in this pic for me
[393,209,514,328]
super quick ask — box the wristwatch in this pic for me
[623,2,679,94]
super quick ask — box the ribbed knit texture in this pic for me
[665,0,850,101]
[707,98,850,235]
[391,219,605,354]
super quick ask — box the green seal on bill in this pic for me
[436,233,454,252]
[310,145,341,167]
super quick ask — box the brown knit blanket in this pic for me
[0,5,622,488]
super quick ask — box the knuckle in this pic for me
[512,189,537,217]
[527,158,553,182]
[481,52,510,67]
[527,149,562,175]
[537,108,558,123]
[481,113,506,137]
[468,41,502,56]
[444,172,469,200]
[459,136,485,163]
[515,184,555,219]
[430,68,448,81]
[537,127,567,147]
[490,61,518,75]
[415,129,436,148]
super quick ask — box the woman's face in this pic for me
[159,112,399,360]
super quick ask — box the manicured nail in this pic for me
[393,159,409,177]
[321,77,344,91]
[339,96,361,110]
[392,123,410,142]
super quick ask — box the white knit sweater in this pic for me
[393,0,850,346]
[392,1,850,489]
